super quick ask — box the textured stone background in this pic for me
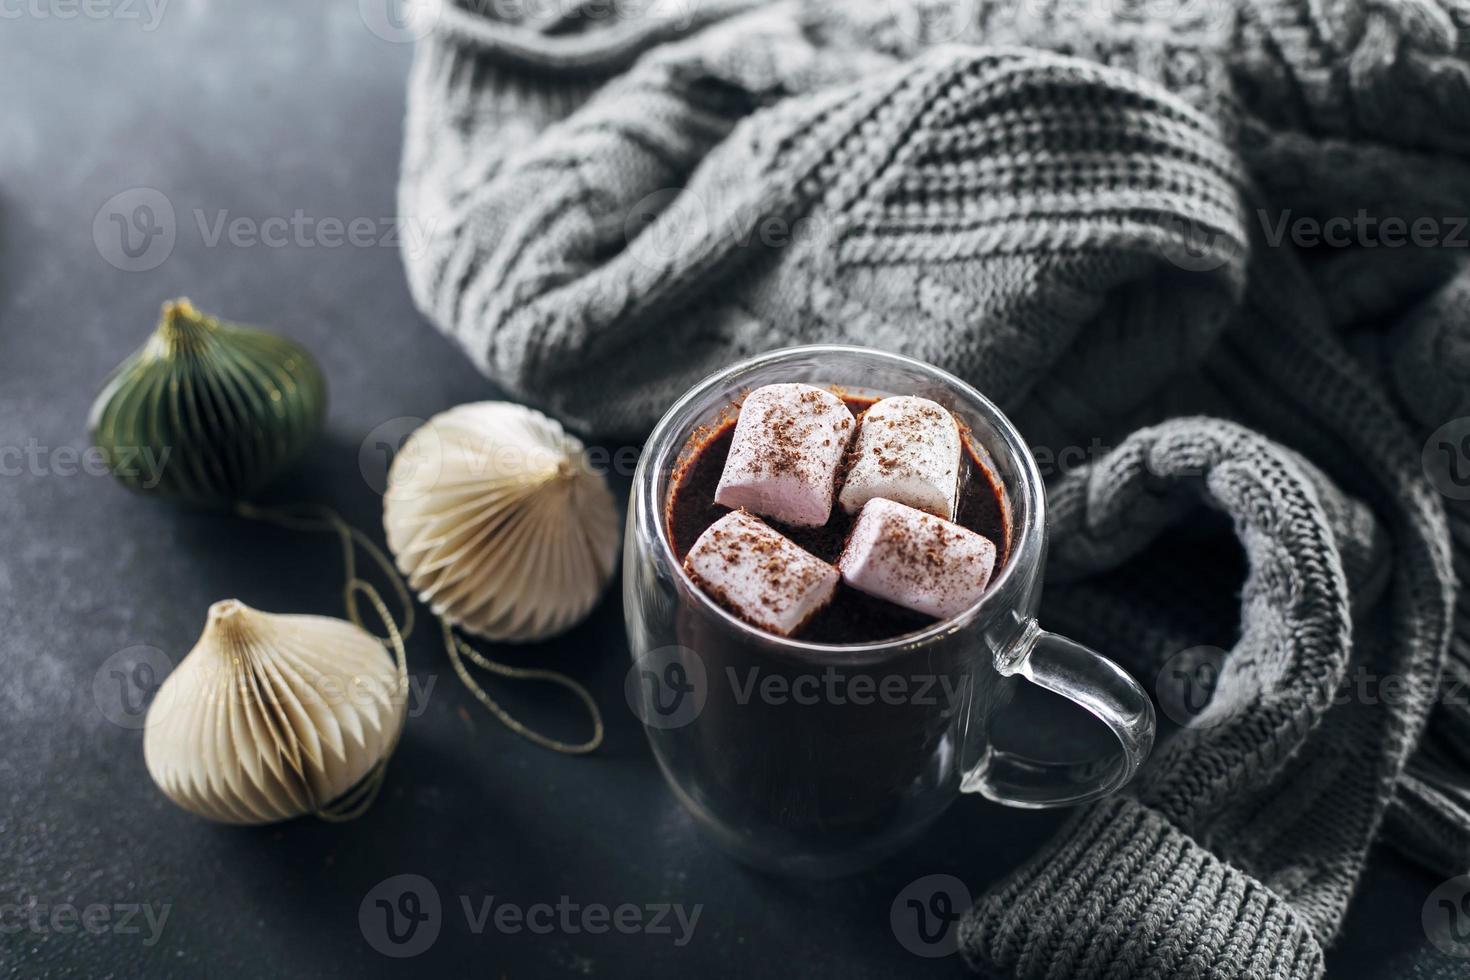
[0,2,1455,977]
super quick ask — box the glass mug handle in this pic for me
[963,622,1156,808]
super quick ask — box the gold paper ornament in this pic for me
[383,402,619,643]
[143,598,407,824]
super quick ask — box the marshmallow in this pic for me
[838,498,996,620]
[714,383,856,527]
[684,510,840,636]
[838,395,962,520]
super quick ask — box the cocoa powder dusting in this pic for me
[685,513,833,626]
[668,395,1007,643]
[745,392,851,481]
[849,401,954,478]
[873,516,975,607]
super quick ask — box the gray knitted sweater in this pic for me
[398,1,1470,976]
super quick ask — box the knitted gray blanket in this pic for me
[398,1,1470,976]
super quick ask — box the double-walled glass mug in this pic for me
[624,346,1155,876]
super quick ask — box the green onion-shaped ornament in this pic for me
[89,298,326,506]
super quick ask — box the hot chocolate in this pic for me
[628,349,1155,876]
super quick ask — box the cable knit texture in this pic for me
[399,1,1470,977]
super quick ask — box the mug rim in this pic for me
[635,344,1046,660]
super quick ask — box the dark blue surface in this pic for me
[0,4,1460,977]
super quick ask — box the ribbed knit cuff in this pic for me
[959,797,1325,980]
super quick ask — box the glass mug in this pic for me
[624,346,1154,876]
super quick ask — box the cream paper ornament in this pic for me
[143,598,408,824]
[383,402,619,643]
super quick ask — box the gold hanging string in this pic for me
[442,621,605,755]
[233,501,415,644]
[236,500,603,774]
